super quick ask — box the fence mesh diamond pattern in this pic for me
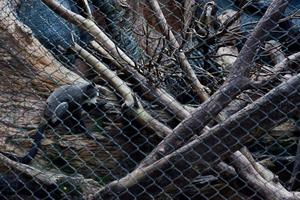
[0,0,300,199]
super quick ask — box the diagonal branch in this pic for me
[42,0,192,122]
[231,151,300,200]
[138,0,290,168]
[95,73,300,198]
[72,43,172,137]
[90,40,192,119]
[182,0,195,37]
[147,0,210,102]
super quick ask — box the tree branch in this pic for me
[42,0,192,122]
[138,0,290,168]
[95,72,300,198]
[72,43,172,137]
[148,0,210,102]
[231,151,300,200]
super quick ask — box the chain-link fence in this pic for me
[0,0,300,199]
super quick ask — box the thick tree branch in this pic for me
[138,0,290,168]
[95,73,300,198]
[229,0,290,78]
[42,0,192,122]
[231,151,300,200]
[72,43,172,137]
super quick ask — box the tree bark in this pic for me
[95,73,300,199]
[138,0,290,168]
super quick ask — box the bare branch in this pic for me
[229,0,289,78]
[78,0,93,19]
[95,73,300,198]
[42,0,135,67]
[138,0,290,168]
[90,40,192,120]
[72,43,172,137]
[231,151,300,200]
[182,0,195,36]
[42,0,192,122]
[148,0,209,102]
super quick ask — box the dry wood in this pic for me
[148,0,209,102]
[138,0,290,168]
[42,0,192,122]
[73,43,172,137]
[0,153,101,198]
[182,0,195,37]
[231,151,300,200]
[95,72,300,198]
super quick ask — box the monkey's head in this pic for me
[80,82,99,105]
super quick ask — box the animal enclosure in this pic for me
[0,0,300,199]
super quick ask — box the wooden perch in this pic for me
[229,0,289,78]
[72,43,172,137]
[42,0,192,122]
[231,151,300,200]
[138,0,290,168]
[42,0,135,67]
[0,153,101,198]
[90,40,192,119]
[95,72,300,198]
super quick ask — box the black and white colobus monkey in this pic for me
[2,82,100,164]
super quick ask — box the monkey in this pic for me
[1,82,101,164]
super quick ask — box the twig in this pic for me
[42,0,135,67]
[138,0,290,169]
[89,41,192,120]
[148,0,209,102]
[182,0,195,37]
[78,0,93,19]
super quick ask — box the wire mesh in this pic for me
[0,0,299,199]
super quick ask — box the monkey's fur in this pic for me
[2,82,100,164]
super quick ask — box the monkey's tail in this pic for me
[1,125,46,164]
